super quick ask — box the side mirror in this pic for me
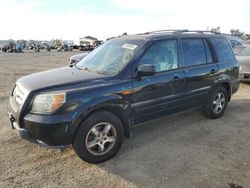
[68,59,78,67]
[137,64,156,76]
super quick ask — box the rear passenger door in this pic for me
[180,38,219,106]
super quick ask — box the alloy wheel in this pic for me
[212,92,225,114]
[85,122,117,156]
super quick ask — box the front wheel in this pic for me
[203,86,229,119]
[73,111,124,163]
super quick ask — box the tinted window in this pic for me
[139,40,178,72]
[210,38,235,62]
[182,39,206,66]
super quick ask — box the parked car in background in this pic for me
[45,45,51,52]
[57,46,63,52]
[236,46,250,81]
[15,44,23,53]
[223,34,247,54]
[1,45,7,52]
[63,44,73,52]
[8,30,239,163]
[73,41,103,64]
[34,45,41,52]
[93,40,103,48]
[79,42,94,51]
[69,52,89,66]
[1,40,23,53]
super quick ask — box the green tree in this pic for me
[7,39,15,48]
[211,26,221,33]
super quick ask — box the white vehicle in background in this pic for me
[236,46,250,82]
[223,34,247,54]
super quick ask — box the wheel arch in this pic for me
[71,105,132,143]
[213,81,232,101]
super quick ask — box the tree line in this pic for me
[229,29,250,40]
[211,27,250,40]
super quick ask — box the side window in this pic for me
[139,40,178,72]
[204,39,213,64]
[210,38,235,62]
[181,39,206,66]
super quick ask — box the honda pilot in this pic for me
[8,30,239,163]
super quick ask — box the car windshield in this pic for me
[76,39,145,75]
[238,46,250,56]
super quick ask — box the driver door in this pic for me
[132,39,186,124]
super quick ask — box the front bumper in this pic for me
[8,110,73,148]
[240,72,250,81]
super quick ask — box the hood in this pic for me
[236,56,250,72]
[236,56,250,66]
[17,66,107,92]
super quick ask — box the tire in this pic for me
[203,86,229,119]
[73,111,124,163]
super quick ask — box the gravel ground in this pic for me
[0,51,250,188]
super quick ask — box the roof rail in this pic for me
[137,29,187,35]
[182,30,221,34]
[137,29,220,35]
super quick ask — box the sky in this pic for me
[0,0,250,44]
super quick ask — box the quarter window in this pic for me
[139,40,178,72]
[210,38,235,62]
[181,39,207,66]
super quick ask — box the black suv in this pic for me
[8,30,239,163]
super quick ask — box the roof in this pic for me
[113,30,226,41]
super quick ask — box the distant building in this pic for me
[79,36,98,46]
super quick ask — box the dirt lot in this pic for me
[0,51,250,188]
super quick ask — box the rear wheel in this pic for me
[203,86,229,119]
[73,111,124,163]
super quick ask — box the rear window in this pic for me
[210,38,235,62]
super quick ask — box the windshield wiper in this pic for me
[76,65,95,72]
[75,65,112,75]
[96,70,112,75]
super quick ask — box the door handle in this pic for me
[210,69,217,74]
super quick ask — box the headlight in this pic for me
[31,92,66,114]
